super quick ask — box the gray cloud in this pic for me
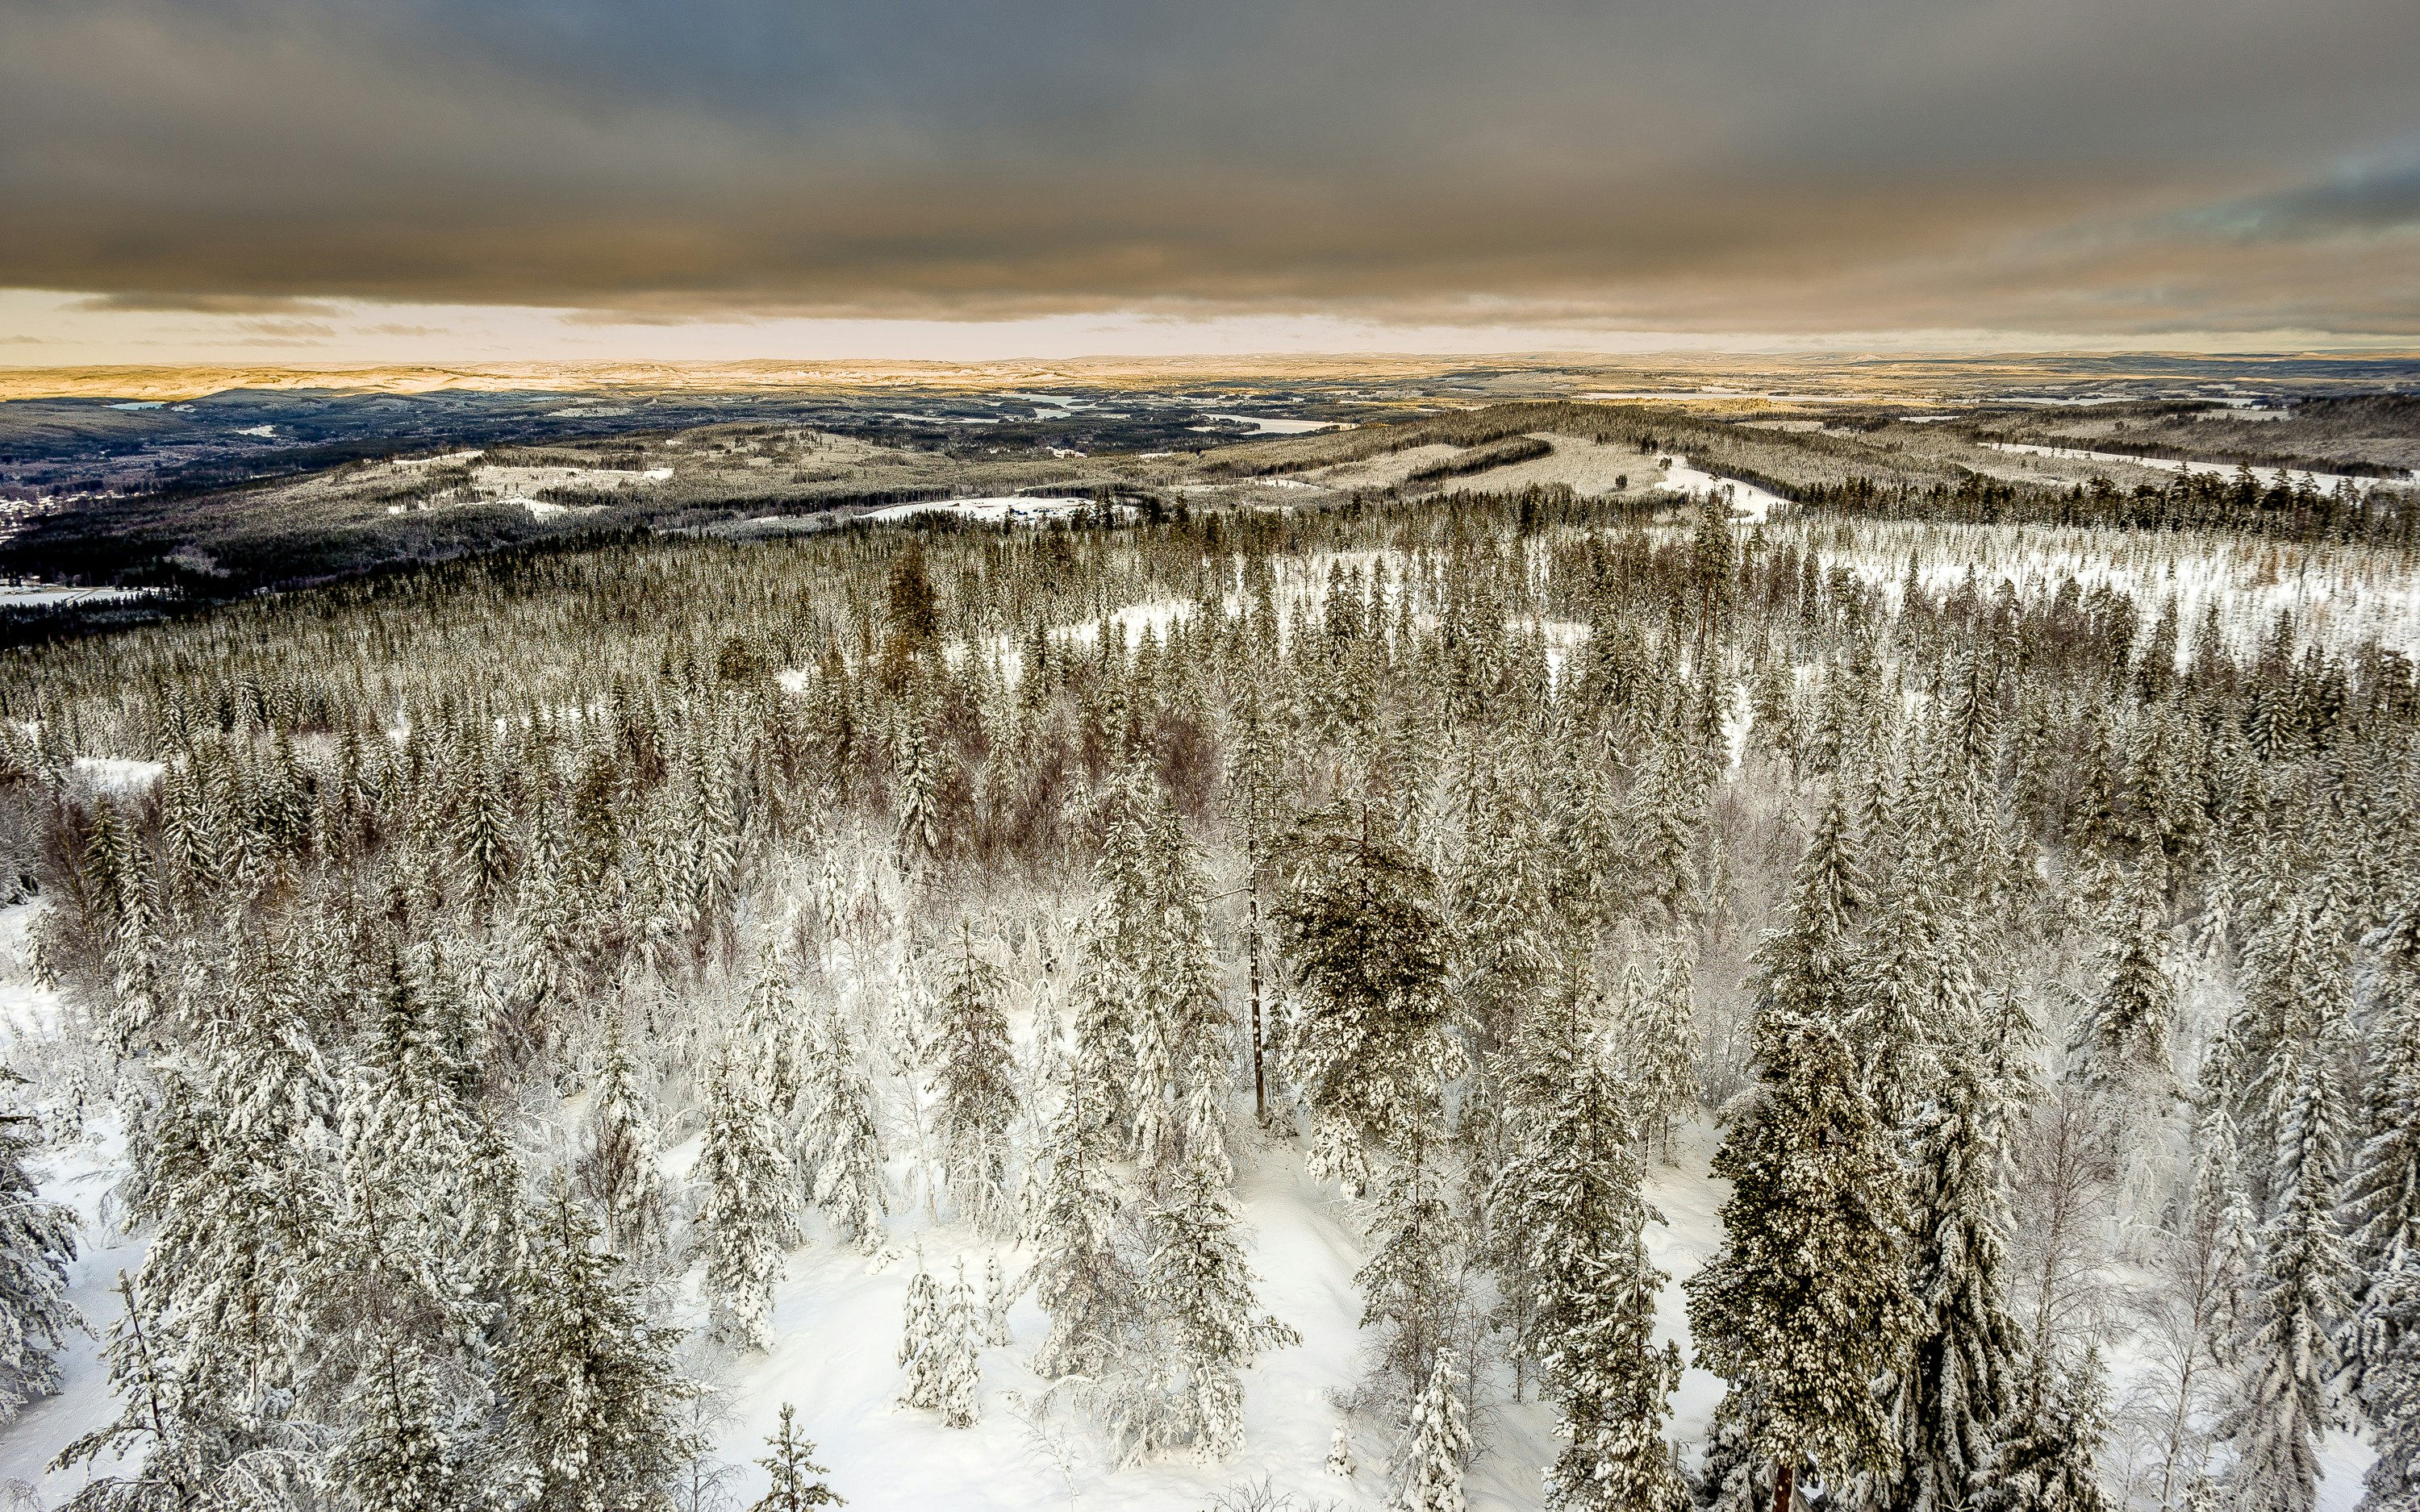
[2,0,2416,335]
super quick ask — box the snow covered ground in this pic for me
[1788,518,2420,660]
[0,585,144,608]
[0,1035,2382,1512]
[1655,457,1790,524]
[861,498,1099,525]
[1979,441,2418,493]
[1198,414,1345,436]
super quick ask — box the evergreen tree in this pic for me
[575,1015,674,1270]
[692,1049,798,1352]
[1971,1345,2113,1512]
[1357,1130,1466,1418]
[1145,1171,1299,1459]
[2071,877,2175,1097]
[496,1184,699,1512]
[928,924,1016,1231]
[749,1405,844,1510]
[1028,1056,1137,1385]
[1686,791,1911,1512]
[2226,1047,2354,1512]
[1495,976,1688,1512]
[1397,1351,1471,1512]
[52,1273,258,1512]
[0,1098,77,1423]
[2358,1256,2420,1512]
[937,1260,981,1430]
[2351,972,2420,1412]
[1622,946,1700,1164]
[980,1251,1015,1347]
[1278,803,1462,1184]
[335,1328,459,1512]
[801,1004,887,1254]
[1888,1049,2026,1512]
[896,1256,944,1412]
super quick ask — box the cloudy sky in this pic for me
[5,0,2417,362]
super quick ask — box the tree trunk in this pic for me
[1775,1460,1794,1512]
[1249,885,1266,1121]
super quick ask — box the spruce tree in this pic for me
[692,1048,799,1352]
[1685,791,1911,1512]
[0,1098,77,1423]
[928,924,1016,1231]
[1972,1345,2113,1512]
[495,1183,699,1512]
[937,1260,981,1430]
[1494,972,1687,1512]
[2225,1048,2354,1512]
[335,1328,457,1512]
[2351,972,2420,1413]
[1888,1049,2026,1512]
[1145,1170,1299,1459]
[575,1014,674,1270]
[1357,1128,1465,1418]
[1029,1056,1137,1385]
[1623,946,1700,1164]
[896,1257,945,1412]
[1397,1351,1471,1512]
[2071,877,2176,1097]
[980,1251,1015,1347]
[750,1404,844,1510]
[802,1002,887,1254]
[1277,802,1461,1184]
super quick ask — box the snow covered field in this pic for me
[1979,441,2418,493]
[1655,457,1790,523]
[862,498,1096,524]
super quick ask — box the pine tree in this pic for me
[1397,1351,1471,1512]
[1685,791,1911,1512]
[692,1048,799,1352]
[1328,1425,1358,1481]
[750,1404,844,1510]
[0,1097,77,1423]
[928,924,1016,1230]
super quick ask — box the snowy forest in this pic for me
[0,483,2415,1512]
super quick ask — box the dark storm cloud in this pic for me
[2,0,2415,332]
